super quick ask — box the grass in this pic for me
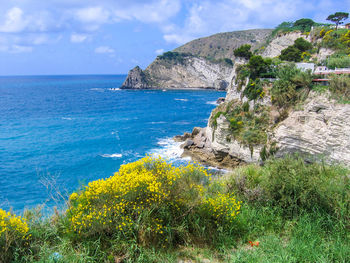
[2,155,350,262]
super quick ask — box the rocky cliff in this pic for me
[177,30,350,169]
[121,29,273,90]
[273,93,350,165]
[261,32,306,58]
[121,56,232,90]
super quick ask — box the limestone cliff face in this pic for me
[144,56,233,89]
[262,32,306,58]
[121,56,232,90]
[274,93,350,165]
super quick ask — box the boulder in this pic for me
[216,97,225,104]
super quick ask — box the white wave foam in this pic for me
[109,88,120,91]
[149,121,167,124]
[90,88,104,92]
[174,98,188,102]
[206,101,218,106]
[101,153,122,158]
[61,117,73,120]
[148,138,186,161]
[174,121,190,125]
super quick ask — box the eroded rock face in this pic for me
[206,115,262,164]
[145,57,233,90]
[274,93,350,165]
[262,32,306,58]
[317,48,335,62]
[178,127,243,169]
[121,66,149,89]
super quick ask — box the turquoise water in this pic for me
[0,75,224,212]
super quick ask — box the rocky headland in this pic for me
[122,25,350,169]
[121,29,272,90]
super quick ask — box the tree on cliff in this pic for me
[293,18,315,32]
[326,12,349,29]
[234,44,252,60]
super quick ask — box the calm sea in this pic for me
[0,75,224,212]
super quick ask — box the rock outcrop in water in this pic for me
[121,66,149,89]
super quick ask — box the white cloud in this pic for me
[162,0,324,45]
[95,46,115,54]
[155,48,165,55]
[0,7,27,33]
[0,0,347,55]
[70,33,88,43]
[76,6,109,23]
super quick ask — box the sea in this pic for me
[0,75,224,213]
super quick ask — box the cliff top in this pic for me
[174,29,273,60]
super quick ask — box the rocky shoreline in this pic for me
[174,127,244,170]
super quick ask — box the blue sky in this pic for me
[0,0,349,75]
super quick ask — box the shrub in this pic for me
[270,64,312,108]
[243,79,264,101]
[329,74,350,101]
[0,209,30,262]
[234,44,253,60]
[67,156,241,246]
[223,58,233,66]
[322,28,350,51]
[235,64,250,92]
[280,46,302,62]
[327,55,350,69]
[227,155,350,219]
[210,101,270,156]
[157,52,192,65]
[280,38,312,62]
[293,18,315,32]
[294,37,313,52]
[248,55,270,79]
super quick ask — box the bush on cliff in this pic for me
[270,63,312,108]
[280,38,313,62]
[67,156,241,247]
[234,44,253,60]
[0,209,30,262]
[329,74,350,102]
[227,155,350,220]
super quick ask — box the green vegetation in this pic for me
[325,49,350,69]
[234,54,275,99]
[280,38,313,62]
[329,74,350,102]
[293,18,316,32]
[271,63,312,108]
[234,44,253,60]
[2,155,349,262]
[229,155,350,219]
[210,101,270,155]
[157,51,193,65]
[326,12,349,30]
[320,28,350,51]
[271,18,323,38]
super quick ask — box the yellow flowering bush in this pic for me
[0,208,29,261]
[67,156,241,245]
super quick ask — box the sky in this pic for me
[0,0,349,75]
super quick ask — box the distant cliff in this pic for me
[121,29,273,90]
